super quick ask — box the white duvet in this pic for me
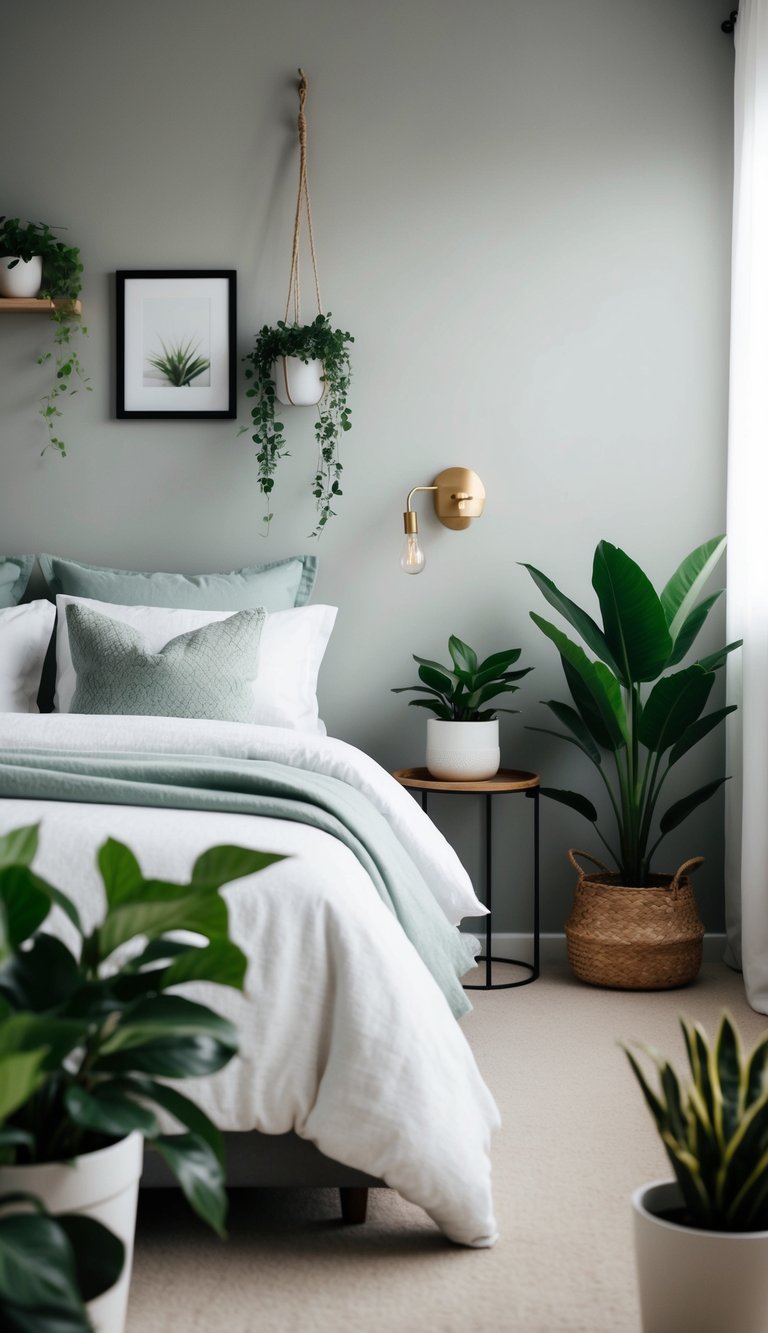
[0,714,500,1248]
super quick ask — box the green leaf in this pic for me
[0,825,39,871]
[477,648,522,675]
[669,706,737,766]
[190,845,286,893]
[97,838,143,908]
[714,1013,743,1143]
[540,787,599,822]
[541,701,602,763]
[150,1132,227,1237]
[591,541,672,684]
[127,1076,224,1162]
[696,640,743,673]
[412,655,460,687]
[665,592,722,667]
[530,613,628,750]
[638,667,714,753]
[417,664,455,697]
[162,939,248,991]
[0,936,81,1012]
[448,636,478,677]
[659,777,727,834]
[56,1214,125,1303]
[521,562,621,675]
[0,868,52,954]
[744,1032,768,1109]
[0,1013,86,1072]
[64,1082,159,1138]
[0,1048,48,1121]
[660,535,726,640]
[0,1212,88,1323]
[95,996,238,1077]
[98,885,229,959]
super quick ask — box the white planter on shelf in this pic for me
[272,355,325,406]
[632,1179,768,1333]
[426,719,500,782]
[0,255,43,297]
[0,1131,144,1333]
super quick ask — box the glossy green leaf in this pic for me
[0,1048,47,1121]
[190,845,286,893]
[0,1013,86,1072]
[638,667,714,753]
[521,562,621,674]
[412,655,460,687]
[0,1211,87,1321]
[64,1082,159,1138]
[660,535,726,639]
[97,838,142,908]
[0,936,81,1012]
[465,681,521,711]
[666,592,722,667]
[0,825,39,871]
[669,706,737,766]
[95,1034,235,1078]
[417,664,455,695]
[151,1132,227,1237]
[591,541,672,684]
[448,636,478,677]
[539,787,599,822]
[161,939,247,991]
[697,640,743,673]
[658,777,727,834]
[55,1214,125,1303]
[128,1076,224,1162]
[714,1013,742,1143]
[530,613,627,749]
[97,995,237,1056]
[98,886,229,959]
[541,701,602,763]
[477,648,522,674]
[0,868,52,953]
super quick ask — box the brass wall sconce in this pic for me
[401,467,486,574]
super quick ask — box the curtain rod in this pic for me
[722,4,738,32]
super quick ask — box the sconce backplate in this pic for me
[433,467,486,530]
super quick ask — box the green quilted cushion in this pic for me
[67,603,266,722]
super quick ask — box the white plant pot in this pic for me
[0,255,43,297]
[0,1131,144,1333]
[272,356,325,406]
[633,1179,768,1333]
[426,719,500,782]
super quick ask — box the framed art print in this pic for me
[116,270,236,419]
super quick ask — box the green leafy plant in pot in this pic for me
[242,313,353,537]
[0,216,90,458]
[392,634,532,780]
[523,535,741,988]
[624,1012,768,1333]
[0,821,285,1331]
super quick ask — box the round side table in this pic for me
[392,767,540,990]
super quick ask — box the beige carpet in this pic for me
[126,954,765,1333]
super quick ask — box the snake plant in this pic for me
[523,535,741,884]
[625,1013,768,1232]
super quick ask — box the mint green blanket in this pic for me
[0,749,475,1018]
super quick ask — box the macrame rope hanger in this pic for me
[285,68,323,325]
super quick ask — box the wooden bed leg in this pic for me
[339,1186,368,1224]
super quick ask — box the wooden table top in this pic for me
[392,766,540,794]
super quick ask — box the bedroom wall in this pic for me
[0,0,733,934]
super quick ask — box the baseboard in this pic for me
[480,932,728,965]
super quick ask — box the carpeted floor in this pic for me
[126,953,765,1333]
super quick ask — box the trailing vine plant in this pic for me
[242,313,352,535]
[241,71,353,537]
[0,217,90,457]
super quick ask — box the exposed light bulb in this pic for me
[400,533,426,575]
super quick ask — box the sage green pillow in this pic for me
[0,555,34,608]
[40,554,316,610]
[67,604,266,723]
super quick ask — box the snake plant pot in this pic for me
[273,355,325,405]
[426,719,500,781]
[633,1180,768,1333]
[0,255,43,297]
[0,1131,144,1333]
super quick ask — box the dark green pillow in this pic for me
[67,604,266,722]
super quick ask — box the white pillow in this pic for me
[0,600,56,712]
[54,595,337,733]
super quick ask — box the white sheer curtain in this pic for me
[725,0,768,1011]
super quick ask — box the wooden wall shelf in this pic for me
[0,298,82,313]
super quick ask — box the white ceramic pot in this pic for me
[633,1179,768,1333]
[0,1131,144,1333]
[426,719,500,781]
[272,355,325,405]
[0,255,43,297]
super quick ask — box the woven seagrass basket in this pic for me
[564,849,705,990]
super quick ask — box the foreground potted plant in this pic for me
[523,535,741,988]
[242,313,353,536]
[0,821,284,1332]
[0,215,89,457]
[624,1012,768,1333]
[392,634,532,780]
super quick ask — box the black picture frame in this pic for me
[116,270,236,419]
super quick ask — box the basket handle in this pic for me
[670,856,704,895]
[567,848,612,877]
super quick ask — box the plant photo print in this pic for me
[142,296,212,389]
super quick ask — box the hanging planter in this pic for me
[243,70,354,537]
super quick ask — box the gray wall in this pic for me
[0,0,733,931]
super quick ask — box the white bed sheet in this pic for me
[0,714,500,1247]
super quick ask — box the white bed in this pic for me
[0,712,500,1249]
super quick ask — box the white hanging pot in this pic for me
[272,355,325,406]
[0,255,43,298]
[632,1179,768,1333]
[0,1131,144,1333]
[426,719,500,782]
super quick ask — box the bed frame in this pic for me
[141,1130,383,1224]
